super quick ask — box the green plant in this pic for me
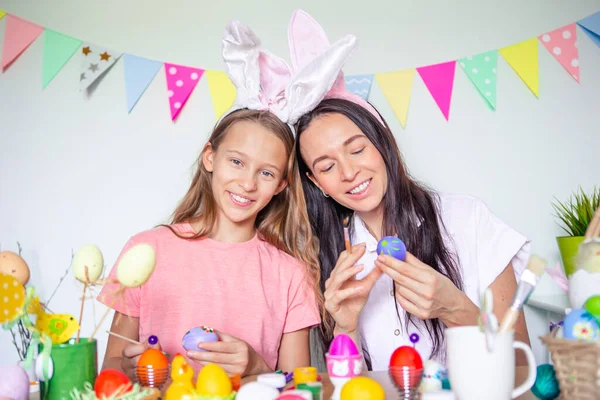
[552,186,600,237]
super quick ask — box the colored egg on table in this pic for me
[389,346,423,370]
[182,326,219,351]
[0,251,30,286]
[584,295,600,321]
[94,369,132,398]
[72,244,104,283]
[116,243,156,288]
[340,376,385,400]
[236,382,279,400]
[329,333,360,357]
[137,348,169,369]
[0,365,30,400]
[376,236,406,261]
[419,360,447,392]
[562,308,599,341]
[195,364,232,396]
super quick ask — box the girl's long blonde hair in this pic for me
[166,109,323,320]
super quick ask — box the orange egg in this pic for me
[0,251,30,285]
[137,348,168,369]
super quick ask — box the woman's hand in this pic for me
[375,252,478,326]
[187,331,270,377]
[325,243,383,335]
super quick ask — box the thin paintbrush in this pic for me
[498,254,548,333]
[343,216,351,253]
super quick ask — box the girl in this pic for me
[293,97,532,370]
[98,21,323,380]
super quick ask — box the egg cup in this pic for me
[135,366,169,389]
[389,366,423,400]
[326,353,363,400]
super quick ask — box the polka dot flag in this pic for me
[164,63,205,121]
[458,50,498,110]
[539,23,580,82]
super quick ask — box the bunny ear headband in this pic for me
[220,9,384,130]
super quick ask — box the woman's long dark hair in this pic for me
[293,98,464,367]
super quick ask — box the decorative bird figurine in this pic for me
[27,297,79,344]
[165,354,195,400]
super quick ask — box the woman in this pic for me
[292,97,532,370]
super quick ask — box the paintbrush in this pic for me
[498,254,548,333]
[343,216,351,253]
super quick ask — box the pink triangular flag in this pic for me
[416,61,456,121]
[164,63,204,121]
[1,14,44,70]
[538,23,580,82]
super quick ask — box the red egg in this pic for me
[389,346,423,370]
[94,369,132,398]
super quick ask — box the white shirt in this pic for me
[351,193,530,370]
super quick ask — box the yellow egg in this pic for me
[0,251,30,285]
[72,245,104,283]
[195,364,232,396]
[340,376,385,400]
[116,243,156,288]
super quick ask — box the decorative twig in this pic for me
[17,241,22,256]
[46,249,74,307]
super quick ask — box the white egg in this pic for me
[235,382,279,400]
[116,243,156,288]
[72,244,104,283]
[35,354,54,382]
[568,269,600,309]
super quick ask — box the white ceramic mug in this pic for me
[445,326,536,400]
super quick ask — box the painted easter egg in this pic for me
[0,251,30,285]
[116,243,156,288]
[236,382,279,400]
[35,353,54,381]
[340,376,385,400]
[0,273,26,324]
[419,360,447,392]
[377,236,406,261]
[329,333,360,357]
[276,391,312,399]
[563,308,599,341]
[195,364,232,396]
[182,326,219,351]
[137,348,169,369]
[94,369,132,398]
[0,365,30,400]
[584,295,600,321]
[72,244,104,284]
[389,345,423,370]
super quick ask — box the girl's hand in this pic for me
[325,243,383,335]
[375,252,474,323]
[121,340,162,382]
[187,331,270,377]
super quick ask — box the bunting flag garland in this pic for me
[123,54,163,113]
[344,74,374,100]
[499,38,539,97]
[577,11,600,49]
[164,63,204,121]
[375,69,415,128]
[0,10,599,128]
[416,61,456,121]
[79,43,122,91]
[42,29,82,89]
[1,15,44,70]
[205,70,236,120]
[538,23,579,82]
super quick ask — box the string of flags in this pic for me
[0,10,599,128]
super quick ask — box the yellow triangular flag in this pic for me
[375,69,415,128]
[205,70,236,120]
[0,9,6,20]
[499,38,539,97]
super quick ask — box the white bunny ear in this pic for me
[285,34,358,125]
[222,20,263,110]
[288,9,331,71]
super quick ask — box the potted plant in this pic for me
[552,186,600,277]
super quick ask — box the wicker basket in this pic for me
[540,328,600,399]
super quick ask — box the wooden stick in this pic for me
[106,330,142,346]
[76,282,87,344]
[89,290,121,341]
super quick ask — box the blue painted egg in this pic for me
[377,236,406,261]
[563,308,599,341]
[182,326,219,351]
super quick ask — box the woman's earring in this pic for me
[321,190,329,198]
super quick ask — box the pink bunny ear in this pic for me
[258,51,292,103]
[288,9,331,71]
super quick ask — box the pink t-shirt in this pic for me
[98,223,320,371]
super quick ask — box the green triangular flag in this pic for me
[458,50,498,110]
[42,29,82,89]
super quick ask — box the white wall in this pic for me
[1,0,599,368]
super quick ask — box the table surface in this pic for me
[242,366,536,399]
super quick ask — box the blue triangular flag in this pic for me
[344,74,374,100]
[578,11,600,48]
[123,54,163,113]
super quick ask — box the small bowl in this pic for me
[389,366,423,399]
